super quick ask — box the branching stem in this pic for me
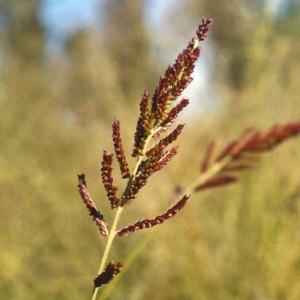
[185,156,232,195]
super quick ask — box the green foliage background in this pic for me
[1,1,300,299]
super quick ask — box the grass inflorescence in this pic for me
[76,18,300,299]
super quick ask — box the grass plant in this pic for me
[76,18,300,299]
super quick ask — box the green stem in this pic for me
[91,206,124,300]
[91,133,155,300]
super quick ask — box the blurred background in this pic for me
[1,0,300,299]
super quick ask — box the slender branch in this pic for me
[185,156,232,195]
[91,206,124,300]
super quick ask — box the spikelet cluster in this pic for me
[195,123,300,191]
